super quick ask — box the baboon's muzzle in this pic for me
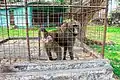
[73,33,78,36]
[73,25,79,36]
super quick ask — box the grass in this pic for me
[0,27,39,39]
[87,25,120,77]
[0,27,58,39]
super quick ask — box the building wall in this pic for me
[0,9,10,27]
[0,6,64,28]
[28,7,33,27]
[0,7,32,28]
[13,7,32,28]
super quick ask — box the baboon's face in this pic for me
[71,25,79,36]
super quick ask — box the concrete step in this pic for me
[0,59,114,80]
[12,59,110,72]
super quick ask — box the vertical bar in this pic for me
[4,0,9,38]
[80,0,84,48]
[102,0,109,58]
[38,5,43,59]
[25,0,31,61]
[38,10,41,59]
[47,10,49,27]
[70,0,72,20]
[4,0,11,64]
[38,29,41,59]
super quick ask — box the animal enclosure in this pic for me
[0,0,108,63]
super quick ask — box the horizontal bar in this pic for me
[0,12,88,16]
[10,37,39,40]
[0,4,106,9]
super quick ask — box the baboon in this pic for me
[54,22,79,60]
[41,21,79,60]
[41,29,62,60]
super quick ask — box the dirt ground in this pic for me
[0,39,96,64]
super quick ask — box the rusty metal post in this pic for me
[38,28,41,59]
[4,0,10,38]
[70,0,72,20]
[102,0,109,58]
[4,0,11,64]
[25,0,31,61]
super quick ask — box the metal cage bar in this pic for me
[101,0,109,58]
[0,0,109,63]
[25,0,31,61]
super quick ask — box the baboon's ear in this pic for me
[41,27,47,32]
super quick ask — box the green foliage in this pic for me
[87,26,120,77]
[117,0,120,5]
[107,27,120,33]
[105,44,120,77]
[55,0,64,3]
[45,27,58,32]
[110,59,120,77]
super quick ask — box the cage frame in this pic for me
[0,0,109,62]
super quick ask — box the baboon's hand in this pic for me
[41,38,47,43]
[41,36,53,43]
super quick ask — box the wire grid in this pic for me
[0,0,108,64]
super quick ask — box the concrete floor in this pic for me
[0,39,94,64]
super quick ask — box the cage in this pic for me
[0,0,108,64]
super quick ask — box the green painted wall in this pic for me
[0,7,33,28]
[0,6,66,28]
[13,7,32,28]
[0,9,10,27]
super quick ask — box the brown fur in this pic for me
[41,21,79,60]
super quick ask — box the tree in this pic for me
[108,0,120,26]
[109,7,120,26]
[116,0,120,6]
